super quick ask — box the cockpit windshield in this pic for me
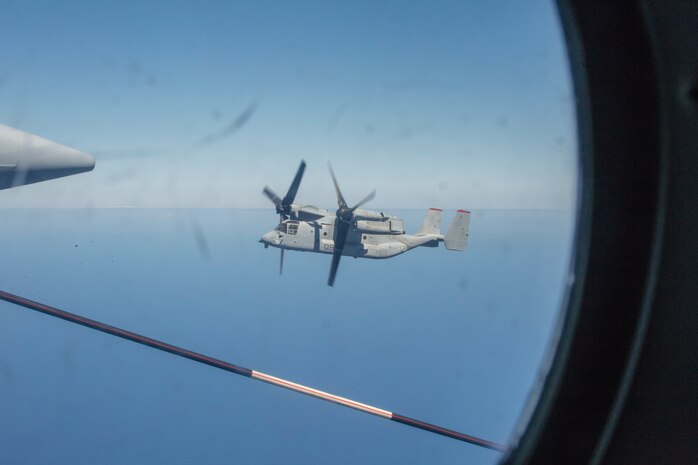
[275,223,287,233]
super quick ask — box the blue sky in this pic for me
[0,0,576,209]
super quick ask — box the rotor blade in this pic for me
[263,186,283,209]
[328,252,341,287]
[328,220,350,287]
[279,248,284,275]
[281,160,306,207]
[327,163,347,209]
[350,189,376,211]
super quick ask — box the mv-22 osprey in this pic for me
[260,161,471,286]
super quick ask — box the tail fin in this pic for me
[417,208,442,235]
[444,210,471,251]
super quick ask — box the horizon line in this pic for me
[0,205,576,211]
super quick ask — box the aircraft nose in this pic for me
[260,231,282,246]
[259,231,273,244]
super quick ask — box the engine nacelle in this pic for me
[356,218,405,234]
[353,208,386,221]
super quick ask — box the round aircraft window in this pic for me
[0,2,576,464]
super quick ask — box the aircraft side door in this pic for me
[320,222,334,253]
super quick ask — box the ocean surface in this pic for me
[0,208,575,465]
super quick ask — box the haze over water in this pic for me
[0,207,574,464]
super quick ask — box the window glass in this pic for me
[0,2,576,464]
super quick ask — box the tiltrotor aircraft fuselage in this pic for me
[260,161,470,286]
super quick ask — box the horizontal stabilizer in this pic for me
[417,208,442,235]
[444,210,470,251]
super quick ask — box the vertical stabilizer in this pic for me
[444,210,470,251]
[417,208,442,235]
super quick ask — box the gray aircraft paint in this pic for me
[263,161,472,285]
[0,124,95,190]
[260,207,470,259]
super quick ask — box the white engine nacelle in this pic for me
[355,218,405,234]
[353,209,386,221]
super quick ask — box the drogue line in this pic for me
[0,289,506,452]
